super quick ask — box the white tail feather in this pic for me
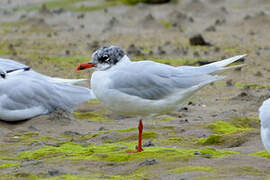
[204,54,246,68]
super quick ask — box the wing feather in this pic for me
[109,61,220,100]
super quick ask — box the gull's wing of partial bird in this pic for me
[109,55,246,100]
[0,73,95,121]
[259,99,270,128]
[0,58,87,84]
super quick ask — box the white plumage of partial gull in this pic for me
[77,45,246,152]
[259,99,270,153]
[0,58,96,121]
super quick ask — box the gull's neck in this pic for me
[117,55,131,66]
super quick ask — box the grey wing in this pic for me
[0,76,95,112]
[0,58,27,70]
[109,61,221,100]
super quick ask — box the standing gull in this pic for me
[0,58,95,121]
[77,46,245,152]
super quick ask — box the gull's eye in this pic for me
[99,55,110,63]
[0,73,6,79]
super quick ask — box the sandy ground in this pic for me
[0,0,270,179]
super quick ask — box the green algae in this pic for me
[159,19,172,28]
[199,147,239,157]
[238,166,262,175]
[86,99,100,105]
[18,142,239,162]
[199,117,259,145]
[74,112,110,122]
[115,128,137,133]
[157,136,199,147]
[169,165,214,174]
[235,82,270,89]
[249,150,270,158]
[231,116,259,129]
[0,162,20,169]
[14,0,120,12]
[0,43,13,55]
[199,134,223,145]
[206,121,251,134]
[32,173,145,180]
[158,116,175,122]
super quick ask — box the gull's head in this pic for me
[77,46,126,71]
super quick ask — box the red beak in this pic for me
[76,62,96,71]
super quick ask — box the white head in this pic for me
[77,46,126,71]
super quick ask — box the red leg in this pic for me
[126,119,144,153]
[137,119,143,152]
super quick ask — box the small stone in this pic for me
[28,125,38,131]
[180,107,188,111]
[65,50,70,55]
[143,140,155,147]
[202,153,212,158]
[158,46,166,55]
[205,25,216,32]
[215,19,226,26]
[77,13,85,19]
[254,71,263,77]
[220,6,228,13]
[194,151,202,155]
[193,51,199,57]
[188,101,195,106]
[139,159,158,166]
[48,170,61,176]
[115,146,128,151]
[88,41,99,50]
[226,79,233,86]
[189,34,211,46]
[63,131,81,136]
[39,4,51,14]
[240,92,248,97]
[214,47,220,52]
[98,127,105,131]
[244,15,252,20]
[127,44,144,56]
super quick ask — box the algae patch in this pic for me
[18,142,239,162]
[249,150,270,158]
[199,117,258,146]
[0,162,20,169]
[74,112,110,122]
[169,166,214,174]
[206,121,250,134]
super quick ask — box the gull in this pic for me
[0,58,95,121]
[77,46,246,152]
[259,99,270,153]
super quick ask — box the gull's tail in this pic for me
[202,54,247,74]
[49,83,96,112]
